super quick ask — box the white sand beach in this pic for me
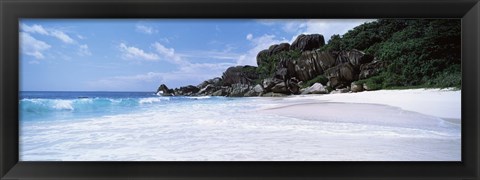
[268,88,461,120]
[255,88,461,161]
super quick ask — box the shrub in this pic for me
[256,50,302,79]
[427,65,461,89]
[320,19,460,89]
[302,75,328,88]
[356,74,385,91]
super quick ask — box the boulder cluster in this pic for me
[156,34,387,97]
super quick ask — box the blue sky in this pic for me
[20,19,374,91]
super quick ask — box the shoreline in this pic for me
[256,88,461,120]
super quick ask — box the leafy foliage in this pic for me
[302,75,328,88]
[322,19,461,89]
[356,74,386,90]
[256,50,302,79]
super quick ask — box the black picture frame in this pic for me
[1,0,479,179]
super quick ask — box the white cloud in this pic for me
[50,30,75,44]
[136,24,157,34]
[151,42,235,82]
[20,24,49,35]
[282,21,307,33]
[237,34,288,66]
[87,72,165,91]
[20,32,51,59]
[98,41,237,90]
[119,43,159,61]
[152,42,175,57]
[21,23,94,61]
[255,19,376,42]
[246,33,253,40]
[21,23,76,44]
[181,50,241,61]
[89,61,234,90]
[286,19,376,42]
[152,42,186,64]
[303,19,376,42]
[78,44,92,56]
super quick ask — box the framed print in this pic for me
[1,0,479,179]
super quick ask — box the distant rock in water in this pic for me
[290,34,325,51]
[156,84,174,96]
[174,85,199,96]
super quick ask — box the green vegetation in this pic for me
[323,19,461,89]
[356,74,385,91]
[256,50,302,79]
[255,19,460,90]
[302,75,328,88]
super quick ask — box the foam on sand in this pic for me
[19,89,461,161]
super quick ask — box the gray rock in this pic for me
[268,43,291,56]
[347,49,374,67]
[301,83,328,94]
[290,34,325,51]
[289,50,336,82]
[359,60,387,79]
[222,66,259,86]
[316,50,337,71]
[292,50,324,82]
[324,63,357,88]
[261,92,288,97]
[212,88,228,96]
[351,82,364,92]
[271,82,288,93]
[156,84,174,96]
[331,87,350,94]
[174,85,200,96]
[256,43,291,66]
[263,78,283,92]
[244,89,260,97]
[228,83,251,97]
[198,84,217,95]
[334,49,373,68]
[253,84,264,93]
[197,77,223,89]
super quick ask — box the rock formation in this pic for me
[290,34,325,51]
[159,33,386,97]
[221,66,259,86]
[301,83,328,94]
[156,84,174,96]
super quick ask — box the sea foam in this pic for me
[19,96,461,161]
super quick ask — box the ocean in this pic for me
[19,91,461,161]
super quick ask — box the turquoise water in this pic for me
[19,91,235,122]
